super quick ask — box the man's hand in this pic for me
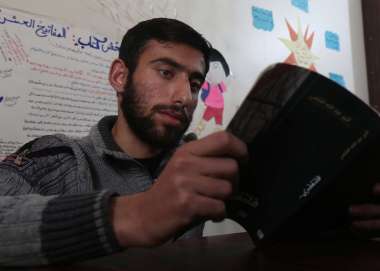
[350,183,380,237]
[111,131,248,248]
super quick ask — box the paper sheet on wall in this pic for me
[0,7,118,159]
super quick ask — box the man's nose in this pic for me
[171,75,193,105]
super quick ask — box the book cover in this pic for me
[226,63,380,245]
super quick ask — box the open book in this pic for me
[226,63,380,245]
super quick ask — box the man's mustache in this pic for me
[153,104,191,124]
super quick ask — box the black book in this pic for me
[226,63,380,246]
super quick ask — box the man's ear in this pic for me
[109,58,129,96]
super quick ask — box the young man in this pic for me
[0,18,248,266]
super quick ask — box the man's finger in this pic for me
[191,195,226,220]
[191,176,234,200]
[191,156,240,181]
[350,204,380,218]
[183,131,248,162]
[352,219,380,231]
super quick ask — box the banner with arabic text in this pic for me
[0,7,119,159]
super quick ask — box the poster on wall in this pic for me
[187,0,355,139]
[0,7,119,159]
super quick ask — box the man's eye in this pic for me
[159,69,173,79]
[190,82,201,93]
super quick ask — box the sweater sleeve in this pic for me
[0,177,121,266]
[0,154,122,266]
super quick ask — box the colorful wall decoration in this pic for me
[188,0,352,138]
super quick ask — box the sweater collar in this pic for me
[90,115,178,162]
[89,115,133,160]
[97,116,122,152]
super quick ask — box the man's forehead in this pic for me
[140,40,206,74]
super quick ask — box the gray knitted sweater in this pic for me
[0,116,201,266]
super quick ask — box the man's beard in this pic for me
[121,78,191,149]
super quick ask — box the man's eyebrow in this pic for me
[150,57,205,81]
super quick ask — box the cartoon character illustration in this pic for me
[279,19,318,71]
[194,48,230,136]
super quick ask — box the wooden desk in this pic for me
[25,233,380,270]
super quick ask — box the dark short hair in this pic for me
[119,18,212,75]
[209,48,230,77]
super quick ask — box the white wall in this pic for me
[348,0,368,103]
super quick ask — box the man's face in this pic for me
[121,40,206,149]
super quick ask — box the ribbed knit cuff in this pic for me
[41,191,122,264]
